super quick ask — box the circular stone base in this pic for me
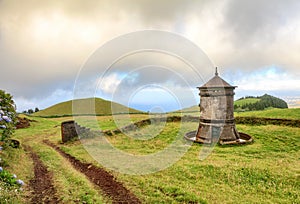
[184,131,253,145]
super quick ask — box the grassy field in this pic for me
[33,97,142,117]
[234,98,260,106]
[3,117,109,203]
[235,108,300,119]
[58,122,300,203]
[2,112,299,203]
[177,107,300,120]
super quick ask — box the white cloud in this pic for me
[13,97,36,112]
[233,68,300,92]
[97,73,122,95]
[14,88,73,112]
[1,0,300,111]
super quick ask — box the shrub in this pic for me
[0,168,24,187]
[0,90,17,141]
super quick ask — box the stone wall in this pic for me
[61,120,91,143]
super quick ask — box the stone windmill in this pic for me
[185,68,252,145]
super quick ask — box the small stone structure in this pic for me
[61,120,91,143]
[185,68,253,145]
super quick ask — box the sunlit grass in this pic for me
[114,124,299,203]
[11,117,109,203]
[234,98,261,106]
[3,114,300,203]
[234,108,300,119]
[33,97,143,117]
[0,146,32,203]
[54,116,299,203]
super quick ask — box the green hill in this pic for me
[234,98,260,106]
[33,98,143,117]
[235,94,288,111]
[178,105,199,113]
[178,94,288,114]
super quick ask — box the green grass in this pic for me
[33,97,143,117]
[234,98,261,106]
[52,115,299,203]
[72,114,150,131]
[175,107,300,120]
[31,142,108,203]
[9,116,109,203]
[178,105,199,113]
[235,108,300,119]
[104,122,197,154]
[114,124,299,203]
[0,145,32,203]
[3,113,300,203]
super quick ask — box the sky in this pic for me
[0,0,300,112]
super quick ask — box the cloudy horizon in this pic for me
[1,0,300,112]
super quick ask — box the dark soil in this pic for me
[24,145,60,204]
[16,117,35,129]
[43,140,141,204]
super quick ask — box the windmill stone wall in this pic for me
[195,68,240,144]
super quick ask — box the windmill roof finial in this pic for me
[215,67,218,76]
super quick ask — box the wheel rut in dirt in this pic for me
[43,140,141,204]
[24,145,60,204]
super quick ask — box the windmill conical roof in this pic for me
[198,68,236,89]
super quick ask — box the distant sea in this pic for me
[283,96,300,108]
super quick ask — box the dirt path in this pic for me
[24,145,60,204]
[43,140,141,204]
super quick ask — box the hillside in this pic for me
[33,98,143,117]
[178,94,288,114]
[234,98,260,106]
[178,105,199,113]
[235,94,288,111]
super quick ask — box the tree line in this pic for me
[235,94,288,111]
[22,107,39,114]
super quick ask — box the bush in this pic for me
[0,90,17,141]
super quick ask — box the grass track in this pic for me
[10,117,109,203]
[52,116,299,203]
[3,113,300,203]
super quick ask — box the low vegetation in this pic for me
[0,92,299,203]
[0,89,17,141]
[1,112,297,203]
[234,97,260,107]
[234,94,288,111]
[33,97,143,117]
[60,118,299,203]
[235,108,300,120]
[9,117,108,203]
